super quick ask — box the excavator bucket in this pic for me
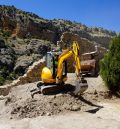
[73,78,88,95]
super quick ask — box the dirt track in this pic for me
[0,74,120,129]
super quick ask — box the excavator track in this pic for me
[30,80,88,98]
[41,85,64,95]
[30,82,66,97]
[30,81,43,98]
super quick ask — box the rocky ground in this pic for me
[0,74,120,129]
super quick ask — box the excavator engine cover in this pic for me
[41,67,55,83]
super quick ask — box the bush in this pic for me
[2,31,11,37]
[0,76,5,86]
[100,34,120,92]
[7,72,16,80]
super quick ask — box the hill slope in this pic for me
[0,5,116,46]
[0,5,116,85]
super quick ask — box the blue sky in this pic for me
[0,0,120,33]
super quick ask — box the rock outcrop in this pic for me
[0,38,51,85]
[0,5,59,43]
[0,5,116,47]
[58,32,107,57]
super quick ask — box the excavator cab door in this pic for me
[46,52,56,78]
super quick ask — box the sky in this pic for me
[0,0,120,33]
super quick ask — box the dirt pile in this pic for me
[8,94,82,119]
[4,91,110,119]
[0,75,111,120]
[1,75,120,129]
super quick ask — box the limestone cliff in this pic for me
[0,5,116,47]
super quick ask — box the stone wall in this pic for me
[0,57,45,96]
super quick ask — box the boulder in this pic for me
[14,56,34,75]
[0,41,15,71]
[0,47,15,55]
[0,55,14,70]
[26,40,51,55]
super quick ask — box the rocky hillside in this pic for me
[0,5,116,46]
[0,5,116,85]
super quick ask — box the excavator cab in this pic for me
[41,52,67,84]
[45,52,55,78]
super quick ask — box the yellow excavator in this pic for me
[30,41,88,97]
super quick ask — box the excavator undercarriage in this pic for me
[30,79,88,98]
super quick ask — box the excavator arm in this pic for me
[56,41,88,95]
[56,41,81,83]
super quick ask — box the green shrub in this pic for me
[100,34,120,92]
[0,76,5,86]
[7,72,16,80]
[3,31,11,37]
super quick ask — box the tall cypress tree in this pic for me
[100,34,120,92]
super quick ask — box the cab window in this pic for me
[46,53,53,70]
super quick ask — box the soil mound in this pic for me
[10,94,82,119]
